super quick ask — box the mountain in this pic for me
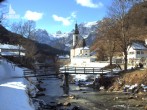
[0,25,68,68]
[29,29,54,45]
[29,21,99,51]
[78,21,99,46]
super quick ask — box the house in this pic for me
[127,40,147,65]
[70,23,91,66]
[0,43,25,56]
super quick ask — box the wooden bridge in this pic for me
[59,66,113,88]
[59,66,112,74]
[24,66,112,77]
[23,66,57,78]
[23,66,113,90]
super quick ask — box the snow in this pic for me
[0,79,34,110]
[124,84,147,92]
[83,46,89,49]
[0,58,35,110]
[0,59,26,78]
[83,21,98,28]
[0,44,25,56]
[0,44,25,50]
[58,55,70,59]
[73,74,89,81]
[1,52,25,56]
[52,33,69,38]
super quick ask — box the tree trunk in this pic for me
[109,56,112,66]
[124,50,128,71]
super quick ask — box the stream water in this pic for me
[37,77,147,110]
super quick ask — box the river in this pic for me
[37,76,147,110]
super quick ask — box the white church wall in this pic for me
[82,49,90,56]
[71,57,91,66]
[70,58,109,67]
[75,48,82,56]
[70,49,75,58]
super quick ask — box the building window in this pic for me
[129,52,134,55]
[141,51,144,54]
[137,51,140,54]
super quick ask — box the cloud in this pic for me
[52,15,71,26]
[71,12,77,18]
[75,0,103,8]
[3,4,20,19]
[24,10,43,21]
[52,12,77,26]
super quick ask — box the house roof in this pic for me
[131,42,147,50]
[0,44,25,50]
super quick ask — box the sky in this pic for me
[1,0,112,33]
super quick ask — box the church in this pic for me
[70,23,91,66]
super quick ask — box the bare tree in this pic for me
[23,20,36,38]
[98,18,118,66]
[11,20,36,58]
[107,0,142,71]
[11,20,36,38]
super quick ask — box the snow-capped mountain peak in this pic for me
[29,21,99,51]
[83,21,98,28]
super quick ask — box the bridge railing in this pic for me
[23,66,58,77]
[59,66,112,74]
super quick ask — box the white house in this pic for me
[127,40,147,65]
[0,43,25,56]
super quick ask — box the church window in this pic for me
[80,50,82,54]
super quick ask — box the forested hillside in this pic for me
[0,25,68,68]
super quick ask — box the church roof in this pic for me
[72,38,87,49]
[71,23,88,49]
[74,23,79,34]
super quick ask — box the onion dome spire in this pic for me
[74,22,79,34]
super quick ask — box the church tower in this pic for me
[73,23,79,47]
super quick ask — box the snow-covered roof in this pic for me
[131,42,147,50]
[1,52,25,56]
[83,46,89,49]
[0,44,25,50]
[58,55,69,59]
[76,47,89,50]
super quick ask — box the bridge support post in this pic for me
[64,73,69,87]
[63,73,69,95]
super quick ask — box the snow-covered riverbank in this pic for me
[0,58,37,110]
